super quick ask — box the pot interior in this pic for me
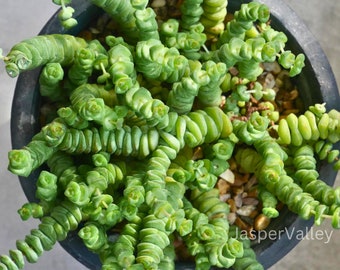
[10,0,340,269]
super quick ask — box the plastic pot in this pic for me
[10,0,340,269]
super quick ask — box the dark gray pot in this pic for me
[10,0,340,269]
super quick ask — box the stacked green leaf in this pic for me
[1,1,340,270]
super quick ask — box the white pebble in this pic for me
[219,169,235,184]
[236,205,257,216]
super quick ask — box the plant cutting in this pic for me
[0,0,340,269]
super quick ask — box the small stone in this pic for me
[227,212,237,224]
[263,61,281,74]
[254,214,271,231]
[233,193,243,208]
[236,205,257,217]
[216,179,231,194]
[288,89,299,100]
[264,73,276,89]
[244,175,258,191]
[249,209,260,219]
[227,198,237,213]
[242,197,259,206]
[220,193,231,202]
[219,169,235,184]
[151,0,166,8]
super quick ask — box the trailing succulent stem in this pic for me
[1,1,340,270]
